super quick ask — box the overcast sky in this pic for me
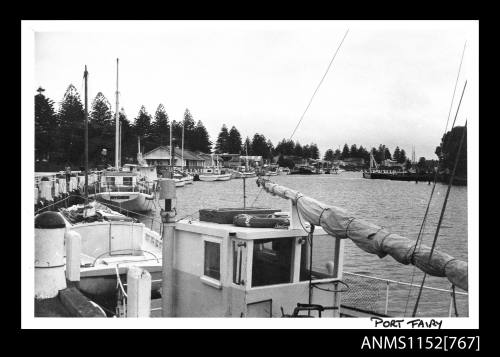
[32,20,477,159]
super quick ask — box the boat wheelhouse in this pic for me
[93,171,155,212]
[163,206,344,317]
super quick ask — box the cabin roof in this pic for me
[175,219,328,240]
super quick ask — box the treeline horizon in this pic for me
[35,84,465,175]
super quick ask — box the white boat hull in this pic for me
[199,175,218,182]
[215,174,232,181]
[93,191,154,212]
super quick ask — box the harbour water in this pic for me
[138,171,468,317]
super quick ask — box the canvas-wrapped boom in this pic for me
[256,177,468,291]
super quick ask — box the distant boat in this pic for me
[93,170,155,212]
[199,154,232,181]
[290,165,315,175]
[278,167,290,175]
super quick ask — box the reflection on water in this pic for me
[138,171,468,317]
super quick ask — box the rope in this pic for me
[115,265,128,298]
[318,207,329,226]
[289,29,349,140]
[344,217,356,239]
[295,195,313,234]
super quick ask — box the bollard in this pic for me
[65,230,81,284]
[127,266,152,317]
[160,178,176,317]
[35,212,67,299]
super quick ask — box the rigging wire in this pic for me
[443,42,467,135]
[402,44,467,315]
[411,119,467,317]
[289,29,349,140]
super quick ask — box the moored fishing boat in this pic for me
[57,201,162,311]
[92,170,155,212]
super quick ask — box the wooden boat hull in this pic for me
[94,192,154,212]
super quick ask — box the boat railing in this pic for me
[341,271,468,317]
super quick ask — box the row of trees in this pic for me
[213,125,279,161]
[322,144,409,164]
[35,85,212,170]
[36,84,466,175]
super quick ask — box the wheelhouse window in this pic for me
[105,177,115,185]
[204,241,221,280]
[123,177,133,186]
[251,238,294,287]
[300,234,338,281]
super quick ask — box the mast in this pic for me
[169,120,173,171]
[115,58,120,170]
[84,65,89,204]
[181,119,184,172]
[245,142,249,171]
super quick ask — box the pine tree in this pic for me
[435,126,467,176]
[151,104,170,147]
[251,133,269,158]
[183,108,196,150]
[266,139,275,160]
[399,149,407,163]
[57,84,85,166]
[89,92,115,164]
[35,87,58,164]
[393,146,401,163]
[334,149,341,160]
[227,126,242,154]
[384,147,392,160]
[119,109,134,164]
[242,136,252,155]
[358,145,369,162]
[309,143,320,159]
[302,144,311,158]
[341,144,350,159]
[324,149,335,161]
[294,142,303,157]
[215,124,230,153]
[377,144,386,162]
[275,138,295,156]
[134,106,152,152]
[350,144,358,158]
[192,120,212,153]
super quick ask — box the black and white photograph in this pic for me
[22,20,478,332]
